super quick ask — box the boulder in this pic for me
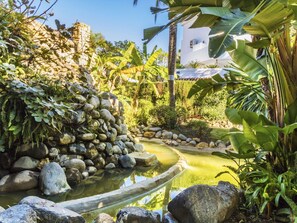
[116,207,160,223]
[172,134,178,140]
[124,142,135,151]
[129,152,158,167]
[84,103,94,112]
[0,204,38,223]
[189,140,197,146]
[167,181,239,223]
[119,155,136,169]
[19,196,85,223]
[94,213,114,223]
[155,131,162,138]
[0,170,39,192]
[11,156,39,172]
[59,133,75,145]
[101,99,112,109]
[143,132,155,138]
[39,162,71,196]
[16,143,48,159]
[63,159,86,173]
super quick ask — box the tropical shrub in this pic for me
[149,105,177,128]
[136,99,154,125]
[214,105,297,221]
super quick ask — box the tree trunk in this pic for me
[168,24,177,109]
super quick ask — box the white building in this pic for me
[180,18,250,67]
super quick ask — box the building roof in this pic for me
[176,68,227,80]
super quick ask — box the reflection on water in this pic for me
[83,141,238,222]
[0,141,178,208]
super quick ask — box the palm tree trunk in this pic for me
[168,24,177,109]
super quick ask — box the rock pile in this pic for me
[130,126,229,149]
[0,91,142,194]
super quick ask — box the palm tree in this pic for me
[133,0,176,109]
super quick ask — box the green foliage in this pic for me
[135,99,154,125]
[184,120,211,138]
[213,106,297,220]
[149,105,177,129]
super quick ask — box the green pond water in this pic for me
[0,140,237,223]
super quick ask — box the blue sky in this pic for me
[44,0,182,52]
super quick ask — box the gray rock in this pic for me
[64,159,86,173]
[117,135,128,142]
[91,110,101,119]
[87,166,97,175]
[116,207,160,223]
[0,170,39,192]
[162,131,173,139]
[49,147,59,158]
[155,131,162,138]
[105,163,116,169]
[78,133,96,141]
[112,145,122,155]
[125,142,135,151]
[82,171,89,179]
[120,124,128,135]
[172,134,178,140]
[66,168,83,186]
[98,134,108,141]
[110,128,118,142]
[69,143,87,155]
[97,143,106,152]
[75,95,87,103]
[59,133,75,145]
[122,148,128,155]
[189,140,197,146]
[193,138,201,143]
[149,127,162,132]
[101,99,112,109]
[186,138,192,143]
[39,162,71,196]
[178,134,187,141]
[168,181,239,223]
[16,143,48,159]
[0,204,38,223]
[129,152,158,167]
[119,155,136,169]
[100,109,113,122]
[134,143,144,152]
[59,155,84,164]
[84,159,94,166]
[84,103,94,112]
[94,213,114,223]
[12,156,39,172]
[89,95,100,109]
[0,206,4,213]
[163,213,179,223]
[171,141,179,146]
[19,196,85,223]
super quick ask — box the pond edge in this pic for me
[57,141,187,214]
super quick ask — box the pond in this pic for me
[82,140,237,222]
[0,140,178,208]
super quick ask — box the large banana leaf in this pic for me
[244,1,294,37]
[228,40,268,81]
[200,3,264,58]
